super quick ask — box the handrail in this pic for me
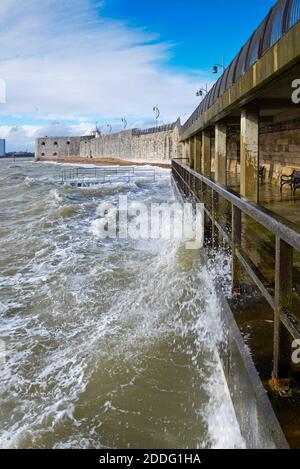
[172,158,300,392]
[173,160,300,252]
[59,166,156,185]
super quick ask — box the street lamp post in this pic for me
[153,106,160,127]
[121,118,127,130]
[212,56,225,74]
[196,84,208,98]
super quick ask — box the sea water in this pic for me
[0,159,245,449]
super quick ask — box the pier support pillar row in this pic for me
[186,140,191,166]
[189,138,195,169]
[202,130,211,177]
[240,109,259,203]
[215,124,227,185]
[194,134,202,173]
[182,140,188,162]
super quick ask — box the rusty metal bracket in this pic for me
[270,372,292,397]
[232,287,241,298]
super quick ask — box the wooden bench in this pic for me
[280,170,300,194]
[259,166,265,182]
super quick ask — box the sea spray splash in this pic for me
[0,159,244,449]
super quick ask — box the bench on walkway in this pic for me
[259,166,265,182]
[280,170,300,194]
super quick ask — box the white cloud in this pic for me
[0,0,213,150]
[0,122,95,152]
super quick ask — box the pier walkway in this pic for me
[172,158,300,448]
[179,0,300,402]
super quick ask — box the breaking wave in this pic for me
[0,159,244,449]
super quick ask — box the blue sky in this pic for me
[0,0,276,151]
[101,0,275,71]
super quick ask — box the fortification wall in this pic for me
[131,124,181,162]
[35,122,182,164]
[35,136,93,161]
[80,130,133,160]
[35,124,300,181]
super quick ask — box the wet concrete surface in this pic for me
[227,173,300,315]
[228,173,300,230]
[230,295,300,449]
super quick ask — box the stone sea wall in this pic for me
[35,121,182,165]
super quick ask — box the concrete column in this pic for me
[240,109,259,202]
[215,124,227,185]
[227,132,240,174]
[185,140,190,165]
[202,130,211,177]
[194,134,202,173]
[177,141,183,160]
[189,138,195,169]
[182,140,187,161]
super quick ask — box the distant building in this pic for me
[0,139,5,157]
[6,151,34,158]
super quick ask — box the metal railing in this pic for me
[133,123,176,135]
[59,166,156,186]
[172,158,300,392]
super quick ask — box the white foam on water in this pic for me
[0,160,245,449]
[41,160,170,171]
[22,176,35,188]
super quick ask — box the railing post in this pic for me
[232,204,242,296]
[272,237,293,393]
[195,177,201,201]
[200,178,203,202]
[212,190,219,248]
[191,174,195,195]
[201,181,211,246]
